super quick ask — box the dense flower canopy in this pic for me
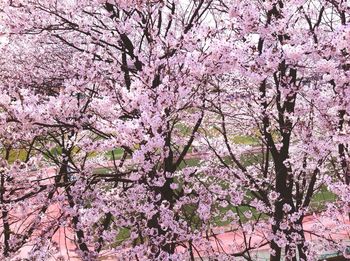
[0,0,350,260]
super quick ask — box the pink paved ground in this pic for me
[4,160,350,260]
[20,213,347,260]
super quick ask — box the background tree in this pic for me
[201,1,350,260]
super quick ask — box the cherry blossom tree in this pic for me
[0,0,350,261]
[201,1,350,260]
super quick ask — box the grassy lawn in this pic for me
[231,135,259,145]
[309,187,337,211]
[105,148,124,160]
[0,148,28,163]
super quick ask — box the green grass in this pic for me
[212,205,261,226]
[211,187,337,227]
[105,148,124,160]
[0,148,28,163]
[93,167,113,175]
[309,187,337,211]
[240,152,263,167]
[178,158,200,169]
[232,135,259,145]
[115,228,131,246]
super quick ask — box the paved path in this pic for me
[4,148,350,260]
[39,214,349,260]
